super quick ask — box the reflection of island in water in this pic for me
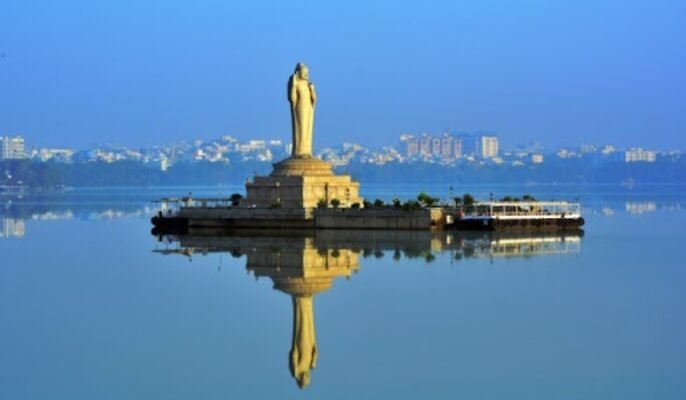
[1,190,684,239]
[153,229,582,389]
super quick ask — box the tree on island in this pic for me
[462,193,475,206]
[373,199,385,208]
[330,198,341,208]
[392,198,402,208]
[317,199,328,208]
[230,193,243,206]
[401,200,421,211]
[417,192,439,208]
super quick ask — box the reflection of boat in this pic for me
[154,229,583,260]
[453,231,583,259]
[151,229,582,388]
[451,201,584,231]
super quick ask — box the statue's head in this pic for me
[296,371,311,389]
[295,63,309,80]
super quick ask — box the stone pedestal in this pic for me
[242,157,363,209]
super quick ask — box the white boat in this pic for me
[452,201,584,231]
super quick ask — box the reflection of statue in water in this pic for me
[290,296,317,388]
[252,237,359,389]
[153,232,362,389]
[288,63,317,158]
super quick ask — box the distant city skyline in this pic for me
[1,1,685,150]
[2,131,676,170]
[3,130,681,156]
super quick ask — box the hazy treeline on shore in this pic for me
[2,158,685,189]
[342,158,686,184]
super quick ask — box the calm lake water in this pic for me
[1,184,685,399]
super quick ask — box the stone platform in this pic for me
[242,157,363,209]
[270,157,334,177]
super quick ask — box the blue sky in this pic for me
[1,0,684,150]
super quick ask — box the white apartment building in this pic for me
[0,136,26,160]
[625,148,657,163]
[480,136,499,159]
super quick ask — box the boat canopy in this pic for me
[464,201,581,217]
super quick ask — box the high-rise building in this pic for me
[419,135,431,157]
[431,137,441,156]
[400,134,419,158]
[455,133,478,156]
[440,134,453,159]
[480,136,499,159]
[401,131,496,161]
[0,136,26,160]
[453,138,462,158]
[406,139,419,157]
